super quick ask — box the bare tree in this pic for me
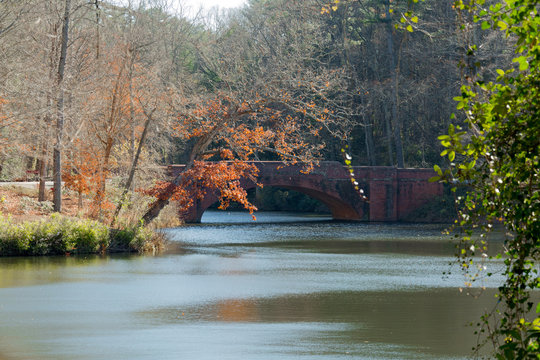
[52,0,72,212]
[0,0,30,38]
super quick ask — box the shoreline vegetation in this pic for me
[0,214,165,256]
[0,181,458,257]
[0,184,170,257]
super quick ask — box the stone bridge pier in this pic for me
[167,161,443,223]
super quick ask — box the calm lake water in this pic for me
[0,211,505,360]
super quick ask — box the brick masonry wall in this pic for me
[169,162,442,222]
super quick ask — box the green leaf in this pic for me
[496,69,505,76]
[434,164,442,175]
[406,25,413,32]
[448,151,455,162]
[481,21,491,30]
[497,21,507,30]
[512,56,529,71]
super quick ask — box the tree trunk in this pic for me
[141,120,224,226]
[38,155,48,201]
[363,118,377,166]
[129,67,136,191]
[78,190,83,210]
[94,0,100,59]
[38,117,50,202]
[111,108,154,227]
[94,138,113,220]
[53,0,71,212]
[140,163,192,226]
[385,0,404,168]
[383,103,394,166]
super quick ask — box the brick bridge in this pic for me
[168,161,443,223]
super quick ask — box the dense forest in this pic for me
[0,0,513,220]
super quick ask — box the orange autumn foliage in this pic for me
[0,97,7,120]
[80,40,163,220]
[172,95,324,165]
[142,160,259,220]
[63,141,99,196]
[142,88,334,224]
[0,97,9,148]
[63,140,117,218]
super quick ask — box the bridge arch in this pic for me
[183,180,366,223]
[168,161,443,223]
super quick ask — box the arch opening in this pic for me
[208,187,331,214]
[185,182,364,223]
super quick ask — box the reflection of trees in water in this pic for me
[217,299,259,322]
[207,289,497,356]
[0,255,111,288]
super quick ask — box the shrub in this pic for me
[0,214,110,256]
[109,227,137,251]
[0,216,31,255]
[109,224,165,254]
[66,220,109,254]
[0,214,165,257]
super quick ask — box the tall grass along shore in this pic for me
[0,214,165,256]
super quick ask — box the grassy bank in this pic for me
[0,214,165,256]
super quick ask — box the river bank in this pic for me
[0,185,167,256]
[0,214,165,256]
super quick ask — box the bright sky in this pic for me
[183,0,247,9]
[113,0,248,17]
[171,0,248,16]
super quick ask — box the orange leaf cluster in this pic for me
[0,97,10,147]
[63,139,118,219]
[0,97,7,120]
[173,98,230,139]
[142,161,260,220]
[63,140,103,197]
[227,125,274,159]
